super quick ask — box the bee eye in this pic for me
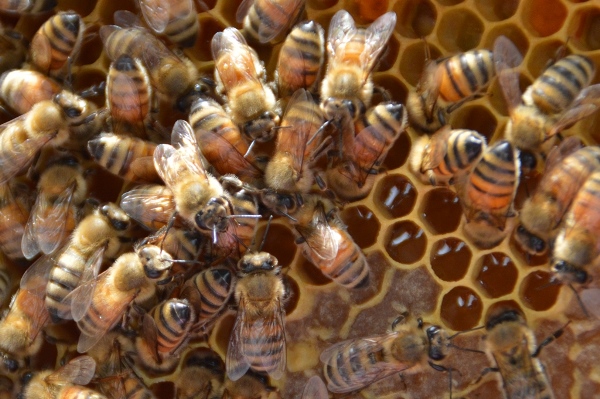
[20,372,33,385]
[4,358,18,373]
[65,107,82,118]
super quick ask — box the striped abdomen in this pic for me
[276,20,324,97]
[0,70,62,115]
[184,267,234,328]
[123,376,155,399]
[0,183,28,260]
[0,0,56,15]
[46,244,88,321]
[431,129,486,181]
[242,0,304,43]
[438,50,494,103]
[141,0,198,48]
[529,54,595,114]
[562,172,600,255]
[151,299,194,356]
[321,224,369,289]
[88,134,157,182]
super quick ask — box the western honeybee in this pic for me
[482,310,561,399]
[87,133,159,183]
[20,202,131,322]
[70,243,173,353]
[0,27,27,73]
[29,11,85,81]
[226,251,287,381]
[21,156,88,260]
[212,27,280,143]
[265,88,325,193]
[457,140,520,249]
[407,35,522,133]
[325,101,408,201]
[189,96,264,184]
[301,375,328,399]
[138,0,199,48]
[500,54,600,153]
[0,258,10,306]
[409,125,487,186]
[320,316,449,393]
[275,21,325,102]
[0,180,30,261]
[0,375,12,399]
[320,10,396,122]
[223,370,281,399]
[120,184,177,231]
[176,348,225,399]
[0,0,56,14]
[0,69,62,115]
[236,0,305,44]
[18,355,102,399]
[515,138,600,256]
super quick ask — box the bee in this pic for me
[120,184,177,231]
[301,375,328,399]
[236,0,305,44]
[483,310,559,399]
[21,156,89,260]
[223,370,281,399]
[0,180,30,261]
[18,355,104,399]
[70,243,173,353]
[516,138,600,256]
[175,348,225,399]
[181,266,235,331]
[0,258,10,306]
[407,35,522,133]
[138,0,199,48]
[87,133,159,183]
[0,69,62,115]
[29,11,85,80]
[275,21,325,102]
[457,140,520,249]
[212,27,280,142]
[265,88,325,193]
[226,250,287,381]
[0,0,56,14]
[0,28,27,73]
[409,125,487,186]
[325,101,408,201]
[189,95,263,184]
[20,202,131,322]
[320,316,449,393]
[500,54,600,153]
[0,375,13,399]
[100,12,203,111]
[320,10,396,122]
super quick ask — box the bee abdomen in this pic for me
[439,50,494,103]
[153,299,194,354]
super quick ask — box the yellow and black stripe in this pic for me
[88,134,157,182]
[438,50,495,104]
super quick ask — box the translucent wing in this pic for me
[581,288,600,319]
[0,123,52,185]
[302,376,328,399]
[226,297,252,381]
[544,136,583,174]
[492,35,523,73]
[550,85,600,136]
[139,0,171,33]
[113,10,144,29]
[211,28,262,86]
[46,355,96,385]
[35,183,75,256]
[69,245,106,322]
[99,25,120,55]
[327,10,356,58]
[200,129,263,181]
[19,252,56,295]
[235,0,255,23]
[362,12,397,75]
[295,202,338,261]
[421,125,453,170]
[498,69,522,114]
[11,288,50,342]
[141,312,161,364]
[107,60,149,134]
[21,192,42,260]
[119,185,176,230]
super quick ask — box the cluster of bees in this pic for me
[0,0,597,398]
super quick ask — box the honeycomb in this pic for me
[2,0,600,398]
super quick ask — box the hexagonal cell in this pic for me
[294,259,332,286]
[213,312,235,354]
[307,0,338,11]
[382,130,411,170]
[436,8,484,52]
[474,252,519,298]
[256,223,297,267]
[420,188,462,235]
[384,220,427,265]
[449,104,498,143]
[521,0,567,37]
[352,0,389,23]
[349,251,392,306]
[374,174,417,219]
[215,0,244,27]
[187,16,226,62]
[94,0,138,25]
[375,35,401,73]
[399,41,442,87]
[520,270,561,311]
[475,0,518,22]
[434,0,465,5]
[568,6,600,51]
[151,381,175,398]
[484,24,530,65]
[73,68,108,108]
[373,74,408,105]
[440,286,483,330]
[75,27,104,67]
[430,237,472,282]
[393,0,437,39]
[199,0,218,9]
[284,275,300,314]
[341,205,381,248]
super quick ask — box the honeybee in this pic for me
[176,348,225,399]
[21,156,88,260]
[0,375,13,399]
[87,133,159,183]
[275,21,325,101]
[212,27,280,142]
[20,202,131,322]
[223,369,281,399]
[265,88,325,193]
[325,101,408,201]
[409,125,487,186]
[237,0,305,44]
[0,180,30,260]
[0,258,10,306]
[19,355,103,399]
[138,0,199,48]
[320,317,449,393]
[226,251,287,381]
[483,310,559,399]
[500,54,600,153]
[0,0,55,14]
[0,28,27,73]
[457,140,520,249]
[120,184,177,230]
[516,138,600,256]
[301,375,328,399]
[29,11,84,80]
[181,266,235,331]
[0,69,62,115]
[100,12,203,111]
[70,243,173,353]
[320,10,396,122]
[189,96,264,184]
[407,35,522,133]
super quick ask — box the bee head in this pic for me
[101,203,131,231]
[552,260,588,285]
[138,245,172,284]
[425,325,448,361]
[238,252,278,274]
[243,111,279,142]
[514,224,547,255]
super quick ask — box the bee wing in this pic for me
[19,252,56,295]
[141,312,161,364]
[544,136,584,173]
[0,123,52,185]
[235,0,255,23]
[327,10,356,58]
[498,69,522,114]
[254,298,286,380]
[550,84,600,136]
[120,185,176,230]
[69,245,106,322]
[421,125,453,170]
[36,183,75,256]
[21,192,42,260]
[45,355,96,386]
[99,25,119,51]
[226,297,252,381]
[211,29,262,86]
[139,0,173,33]
[295,202,338,261]
[257,0,304,43]
[492,35,523,72]
[170,119,210,176]
[302,376,328,399]
[113,10,144,29]
[129,156,161,183]
[581,288,600,319]
[362,12,397,75]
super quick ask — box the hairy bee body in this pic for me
[0,181,30,260]
[238,0,305,44]
[176,349,224,399]
[0,0,56,14]
[119,184,176,231]
[138,0,199,48]
[0,28,27,73]
[0,263,10,306]
[0,69,62,115]
[182,267,234,330]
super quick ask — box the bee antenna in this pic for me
[531,319,572,358]
[227,214,262,220]
[243,139,256,159]
[212,226,218,244]
[568,283,590,318]
[447,342,485,355]
[258,215,274,252]
[447,325,485,340]
[537,278,560,291]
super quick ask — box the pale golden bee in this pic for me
[138,0,199,48]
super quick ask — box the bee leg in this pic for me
[428,362,459,399]
[373,85,391,102]
[78,80,106,98]
[532,319,572,358]
[472,366,500,385]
